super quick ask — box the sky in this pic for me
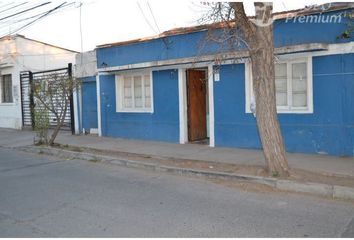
[18,0,336,52]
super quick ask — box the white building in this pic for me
[0,34,77,129]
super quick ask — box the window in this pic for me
[1,74,13,103]
[116,72,153,112]
[246,57,313,113]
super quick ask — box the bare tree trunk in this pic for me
[206,2,289,177]
[249,3,289,177]
[48,104,67,146]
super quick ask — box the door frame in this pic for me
[178,64,214,147]
[186,68,208,142]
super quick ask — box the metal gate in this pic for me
[20,64,75,133]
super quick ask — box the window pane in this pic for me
[276,92,287,106]
[123,76,132,108]
[275,63,287,78]
[292,62,307,107]
[134,76,142,108]
[1,75,12,103]
[275,63,287,106]
[144,75,151,108]
[118,73,152,111]
[145,97,151,108]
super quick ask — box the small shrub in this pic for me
[89,157,98,163]
[33,107,49,145]
[272,171,280,178]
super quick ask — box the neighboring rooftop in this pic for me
[0,34,79,53]
[97,2,354,49]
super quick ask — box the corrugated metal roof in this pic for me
[97,2,354,49]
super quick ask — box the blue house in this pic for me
[75,3,354,157]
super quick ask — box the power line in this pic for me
[0,2,74,38]
[13,2,76,23]
[10,2,70,34]
[146,2,170,48]
[137,1,158,34]
[0,2,50,21]
[79,2,83,53]
[0,3,40,27]
[0,3,75,35]
[147,2,161,33]
[0,5,50,26]
[0,2,15,10]
[0,2,16,11]
[0,10,46,26]
[0,2,27,15]
[281,2,288,11]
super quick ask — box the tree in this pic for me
[31,72,80,146]
[201,2,289,177]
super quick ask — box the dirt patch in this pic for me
[210,178,279,193]
[288,168,354,187]
[55,144,354,188]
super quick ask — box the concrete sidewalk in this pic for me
[1,128,354,177]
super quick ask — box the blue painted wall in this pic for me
[91,8,354,156]
[81,76,98,132]
[273,10,353,47]
[214,64,260,149]
[214,54,354,156]
[100,69,179,142]
[279,53,354,156]
[95,54,354,156]
[97,9,354,68]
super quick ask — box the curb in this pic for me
[18,145,354,201]
[276,180,333,197]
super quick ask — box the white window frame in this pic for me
[0,74,13,104]
[115,71,154,113]
[245,56,313,114]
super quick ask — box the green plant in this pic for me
[337,12,354,39]
[272,171,280,178]
[32,73,81,146]
[89,157,98,163]
[33,106,49,145]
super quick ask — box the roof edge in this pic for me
[96,2,354,49]
[0,34,79,53]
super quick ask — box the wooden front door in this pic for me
[187,69,207,142]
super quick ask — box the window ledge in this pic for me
[246,108,313,114]
[117,109,153,113]
[277,110,313,114]
[0,103,15,106]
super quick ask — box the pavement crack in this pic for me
[0,211,53,237]
[22,198,86,224]
[341,216,354,237]
[0,160,65,173]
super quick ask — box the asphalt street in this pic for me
[0,147,353,237]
